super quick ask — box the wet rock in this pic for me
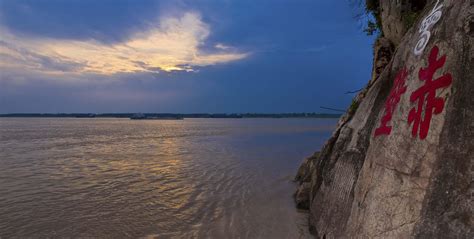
[295,152,319,183]
[294,152,320,210]
[295,182,311,210]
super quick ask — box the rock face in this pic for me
[294,152,319,210]
[371,37,394,81]
[380,0,409,46]
[295,0,473,238]
[380,0,428,46]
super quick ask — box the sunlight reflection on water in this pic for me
[0,118,337,238]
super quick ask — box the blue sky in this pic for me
[0,0,375,113]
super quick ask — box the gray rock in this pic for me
[296,0,473,238]
[380,0,409,46]
[371,37,394,82]
[295,152,320,183]
[295,182,312,210]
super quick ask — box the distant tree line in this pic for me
[0,113,342,119]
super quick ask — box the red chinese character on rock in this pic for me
[374,68,408,136]
[408,46,453,139]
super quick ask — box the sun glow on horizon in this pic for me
[0,12,249,76]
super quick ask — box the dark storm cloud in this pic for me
[0,0,161,43]
[0,0,375,113]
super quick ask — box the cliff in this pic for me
[295,0,473,238]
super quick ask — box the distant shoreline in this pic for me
[0,113,342,119]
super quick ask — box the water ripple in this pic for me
[0,118,336,238]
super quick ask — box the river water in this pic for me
[0,118,337,238]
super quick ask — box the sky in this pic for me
[0,0,375,113]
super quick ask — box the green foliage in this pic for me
[364,20,379,36]
[365,0,378,12]
[364,0,383,36]
[349,99,359,112]
[362,0,425,36]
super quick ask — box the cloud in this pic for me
[0,12,249,76]
[0,40,83,73]
[215,43,231,50]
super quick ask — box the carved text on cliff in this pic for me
[414,0,444,55]
[408,46,452,139]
